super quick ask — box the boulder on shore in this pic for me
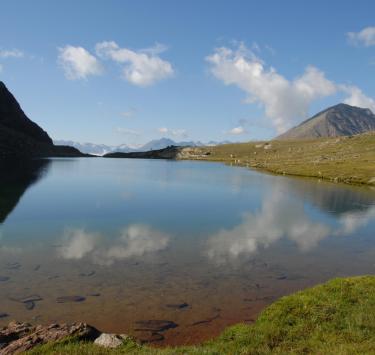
[0,321,100,354]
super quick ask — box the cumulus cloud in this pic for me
[58,45,103,80]
[158,127,188,138]
[58,225,170,265]
[95,41,174,86]
[347,26,375,47]
[0,49,24,58]
[227,126,246,135]
[206,44,337,133]
[341,85,375,112]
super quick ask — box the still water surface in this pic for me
[0,158,374,345]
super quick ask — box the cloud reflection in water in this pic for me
[206,189,375,265]
[59,224,170,265]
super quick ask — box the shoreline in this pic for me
[8,275,373,353]
[102,132,375,187]
[177,132,375,187]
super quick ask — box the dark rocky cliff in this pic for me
[0,81,87,157]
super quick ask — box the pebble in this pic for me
[134,320,178,332]
[56,296,86,303]
[165,302,189,310]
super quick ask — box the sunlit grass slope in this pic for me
[179,132,375,186]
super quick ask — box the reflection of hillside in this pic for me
[287,178,375,215]
[0,159,50,223]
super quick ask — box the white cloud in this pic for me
[0,64,2,73]
[120,108,136,118]
[347,26,375,47]
[58,45,103,80]
[206,44,337,133]
[158,127,169,134]
[158,127,188,138]
[207,43,375,132]
[341,85,375,112]
[0,49,24,58]
[95,41,174,86]
[116,127,140,136]
[227,126,246,135]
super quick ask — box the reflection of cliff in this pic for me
[0,159,50,223]
[287,178,375,215]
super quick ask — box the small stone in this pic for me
[0,276,10,282]
[134,320,178,332]
[0,313,9,318]
[24,301,35,310]
[56,296,86,303]
[165,302,189,310]
[79,271,95,277]
[94,333,129,348]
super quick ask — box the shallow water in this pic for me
[0,158,374,345]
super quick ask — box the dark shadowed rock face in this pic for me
[0,82,52,144]
[0,321,100,354]
[276,103,375,140]
[0,81,87,157]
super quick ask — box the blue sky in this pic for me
[0,0,375,145]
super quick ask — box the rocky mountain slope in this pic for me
[0,81,86,158]
[276,103,375,140]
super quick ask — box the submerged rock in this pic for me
[134,320,178,332]
[0,276,10,282]
[8,294,43,310]
[56,296,86,303]
[0,321,100,354]
[5,262,21,270]
[94,333,129,348]
[0,313,9,319]
[24,301,35,311]
[79,271,96,277]
[165,302,189,310]
[136,331,165,344]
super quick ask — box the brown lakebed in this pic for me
[0,158,374,346]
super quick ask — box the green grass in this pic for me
[28,276,375,354]
[178,132,375,186]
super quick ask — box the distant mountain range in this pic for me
[276,103,375,140]
[2,78,375,158]
[54,138,232,156]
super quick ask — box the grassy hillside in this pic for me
[29,276,375,354]
[178,132,375,186]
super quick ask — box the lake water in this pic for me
[0,158,374,345]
